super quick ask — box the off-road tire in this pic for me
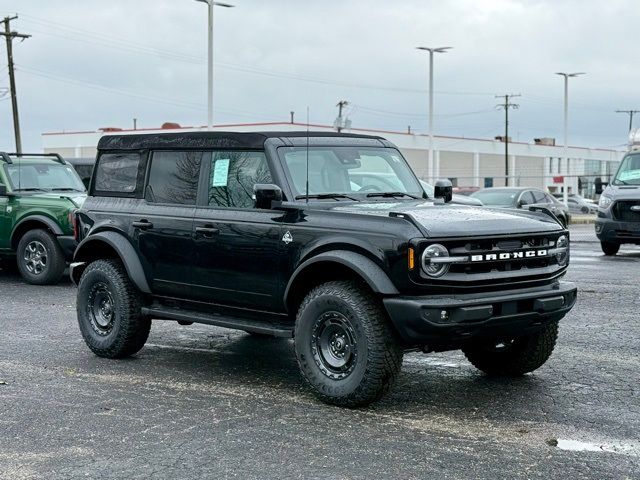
[462,321,559,376]
[77,259,151,358]
[601,241,620,256]
[16,229,66,285]
[294,280,403,408]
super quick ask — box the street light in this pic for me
[555,72,585,205]
[416,46,452,183]
[195,0,234,130]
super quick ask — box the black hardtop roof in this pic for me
[97,131,386,151]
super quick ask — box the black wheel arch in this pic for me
[284,250,399,314]
[72,231,151,293]
[10,215,64,249]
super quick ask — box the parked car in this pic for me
[596,150,640,255]
[71,131,576,407]
[552,193,597,214]
[471,187,571,227]
[420,180,483,206]
[0,152,86,284]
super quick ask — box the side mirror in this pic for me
[0,184,7,196]
[253,184,283,209]
[517,199,526,208]
[433,179,453,203]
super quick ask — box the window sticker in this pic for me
[212,159,230,187]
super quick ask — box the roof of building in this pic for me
[96,130,384,151]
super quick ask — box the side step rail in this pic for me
[141,306,294,338]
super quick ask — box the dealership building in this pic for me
[42,121,625,197]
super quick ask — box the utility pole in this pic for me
[290,111,295,124]
[495,94,520,186]
[416,46,452,183]
[335,100,349,133]
[133,118,138,130]
[616,109,639,133]
[1,16,30,154]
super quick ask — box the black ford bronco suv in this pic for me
[71,132,577,407]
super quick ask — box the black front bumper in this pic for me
[57,235,77,261]
[383,281,577,348]
[595,218,640,244]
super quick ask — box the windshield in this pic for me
[471,189,518,206]
[4,162,86,192]
[278,146,423,200]
[612,153,640,186]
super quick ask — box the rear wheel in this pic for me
[601,241,620,256]
[77,259,151,358]
[294,280,403,407]
[462,321,558,376]
[16,229,66,285]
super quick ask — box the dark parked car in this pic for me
[472,187,571,227]
[71,131,576,407]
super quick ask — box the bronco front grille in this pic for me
[612,201,640,222]
[413,232,567,290]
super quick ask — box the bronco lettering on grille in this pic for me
[470,249,548,262]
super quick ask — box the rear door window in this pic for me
[145,151,203,205]
[519,191,535,205]
[94,153,141,194]
[531,190,547,204]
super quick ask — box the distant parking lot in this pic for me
[0,227,639,479]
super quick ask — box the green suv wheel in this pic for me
[294,280,403,408]
[77,259,151,359]
[16,229,66,285]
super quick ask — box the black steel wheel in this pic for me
[294,280,403,408]
[77,259,150,358]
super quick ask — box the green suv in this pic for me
[0,153,86,284]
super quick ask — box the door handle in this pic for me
[195,225,220,237]
[132,220,154,230]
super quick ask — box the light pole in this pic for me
[416,46,452,182]
[195,0,234,130]
[555,72,585,204]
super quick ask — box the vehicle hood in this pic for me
[330,200,562,237]
[21,192,87,208]
[603,185,640,201]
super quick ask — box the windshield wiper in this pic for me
[14,187,47,192]
[50,187,85,192]
[295,193,358,201]
[366,192,421,199]
[613,179,629,185]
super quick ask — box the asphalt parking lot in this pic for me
[1,229,639,479]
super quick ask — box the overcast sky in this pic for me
[0,0,638,152]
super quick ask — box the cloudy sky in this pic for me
[0,0,638,152]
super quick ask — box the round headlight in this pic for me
[556,235,569,266]
[421,244,450,277]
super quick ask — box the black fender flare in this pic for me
[11,214,64,246]
[73,231,151,293]
[284,250,399,307]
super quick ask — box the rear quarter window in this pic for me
[93,153,142,195]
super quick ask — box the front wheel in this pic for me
[16,229,66,285]
[601,241,620,256]
[462,321,558,376]
[77,259,151,358]
[294,280,403,408]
